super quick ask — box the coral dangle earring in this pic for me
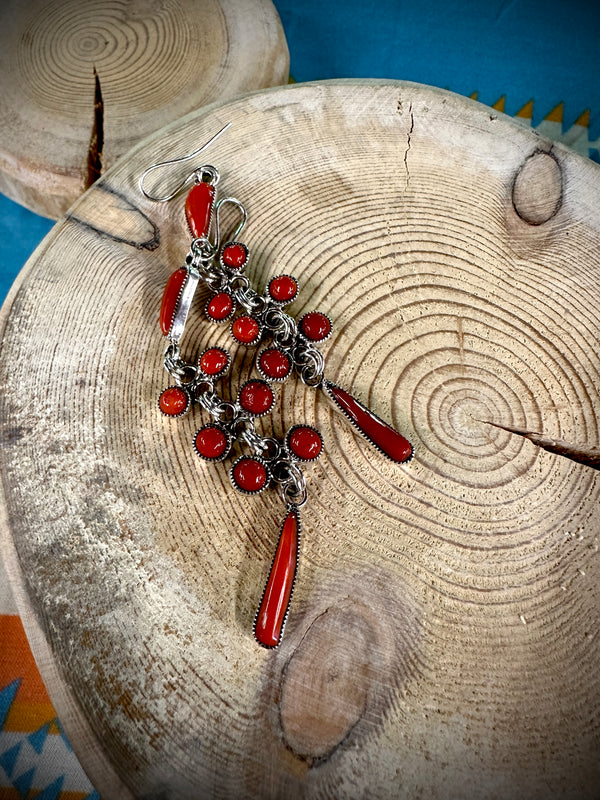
[141,123,413,648]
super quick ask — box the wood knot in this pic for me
[512,150,563,225]
[277,574,420,764]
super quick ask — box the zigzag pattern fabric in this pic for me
[474,93,598,161]
[0,615,98,800]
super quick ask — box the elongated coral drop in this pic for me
[185,182,215,238]
[159,267,188,335]
[254,509,299,648]
[323,380,413,463]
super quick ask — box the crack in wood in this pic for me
[403,104,414,185]
[484,421,600,470]
[86,66,104,190]
[66,184,161,251]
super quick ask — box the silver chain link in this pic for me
[164,343,196,383]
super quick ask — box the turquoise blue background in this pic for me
[1,0,598,302]
[274,0,599,132]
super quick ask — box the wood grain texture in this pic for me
[0,0,289,218]
[1,81,600,799]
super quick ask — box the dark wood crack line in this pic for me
[65,184,161,251]
[483,421,600,470]
[86,66,104,190]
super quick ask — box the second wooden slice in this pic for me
[0,0,289,218]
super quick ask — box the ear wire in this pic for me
[139,121,232,202]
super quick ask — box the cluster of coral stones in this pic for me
[158,228,329,496]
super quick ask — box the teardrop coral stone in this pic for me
[323,381,413,463]
[159,267,188,335]
[185,182,216,239]
[254,509,299,648]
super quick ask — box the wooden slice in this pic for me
[1,80,600,799]
[0,0,289,219]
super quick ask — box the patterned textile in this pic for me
[0,612,98,799]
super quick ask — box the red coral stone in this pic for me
[194,425,229,460]
[268,275,298,304]
[199,347,230,377]
[185,182,215,238]
[159,386,189,416]
[232,457,268,493]
[222,243,248,270]
[159,267,187,335]
[254,508,299,648]
[288,426,323,461]
[258,348,291,380]
[300,311,331,342]
[207,292,234,321]
[324,381,413,463]
[232,315,260,344]
[238,380,274,416]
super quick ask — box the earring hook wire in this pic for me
[214,197,247,248]
[139,121,232,203]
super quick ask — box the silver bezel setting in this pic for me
[237,379,275,417]
[158,385,191,418]
[197,346,232,380]
[230,315,263,347]
[230,455,271,495]
[205,291,236,324]
[193,423,232,462]
[267,274,299,306]
[256,347,292,383]
[253,506,301,649]
[298,311,333,344]
[285,424,323,462]
[322,379,415,464]
[220,240,249,272]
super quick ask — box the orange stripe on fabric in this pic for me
[1,614,57,730]
[0,787,23,799]
[2,699,57,732]
[31,793,91,800]
[0,615,51,703]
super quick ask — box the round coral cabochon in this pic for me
[300,311,331,342]
[288,426,323,461]
[207,292,234,321]
[232,315,261,344]
[258,348,291,380]
[159,386,189,417]
[221,242,248,270]
[238,380,274,416]
[231,457,268,493]
[268,274,298,304]
[194,425,230,461]
[199,347,230,377]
